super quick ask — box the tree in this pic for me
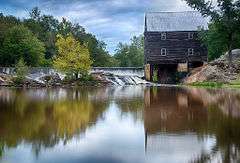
[14,58,28,83]
[0,8,115,67]
[24,8,59,60]
[0,13,20,64]
[114,35,144,67]
[29,7,41,21]
[54,34,92,79]
[184,0,240,66]
[1,25,45,66]
[199,23,240,61]
[58,18,114,67]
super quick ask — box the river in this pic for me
[0,86,240,163]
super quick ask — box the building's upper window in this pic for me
[188,33,194,39]
[188,48,194,55]
[161,48,167,56]
[161,33,166,40]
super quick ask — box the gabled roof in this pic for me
[145,11,209,32]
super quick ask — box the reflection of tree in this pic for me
[191,106,240,163]
[0,142,3,158]
[0,88,109,153]
[144,87,240,162]
[115,99,144,121]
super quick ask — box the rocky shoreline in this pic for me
[1,49,240,88]
[0,73,112,88]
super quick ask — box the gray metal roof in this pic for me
[145,11,209,32]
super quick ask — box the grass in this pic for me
[226,81,240,88]
[187,82,224,88]
[185,80,240,89]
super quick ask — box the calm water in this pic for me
[0,86,240,163]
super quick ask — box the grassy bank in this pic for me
[185,81,240,89]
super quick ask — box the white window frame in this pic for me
[188,32,194,39]
[161,48,167,56]
[188,48,194,56]
[161,32,166,40]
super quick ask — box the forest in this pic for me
[0,7,144,68]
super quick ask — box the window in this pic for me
[188,32,194,39]
[161,48,167,56]
[161,33,166,40]
[188,48,194,55]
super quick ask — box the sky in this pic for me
[0,0,192,54]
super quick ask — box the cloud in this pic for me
[0,0,192,54]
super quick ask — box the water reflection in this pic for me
[0,87,240,163]
[144,87,240,162]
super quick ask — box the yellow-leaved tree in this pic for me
[54,34,92,79]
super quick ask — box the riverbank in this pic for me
[184,49,240,88]
[184,81,240,89]
[0,73,111,88]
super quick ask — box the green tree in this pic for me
[54,34,92,79]
[14,58,28,83]
[1,25,45,66]
[200,23,240,61]
[0,8,115,67]
[58,18,114,67]
[184,0,240,65]
[0,13,20,64]
[24,8,59,60]
[114,35,144,67]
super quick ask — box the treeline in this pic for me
[0,7,114,67]
[0,7,144,68]
[114,35,144,67]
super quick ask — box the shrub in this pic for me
[14,59,28,84]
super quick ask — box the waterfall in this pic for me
[0,67,149,86]
[92,67,149,86]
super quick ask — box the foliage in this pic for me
[188,82,224,88]
[0,7,115,67]
[0,13,20,45]
[14,58,28,84]
[184,0,240,64]
[54,34,92,79]
[114,35,144,67]
[0,142,3,158]
[199,24,227,61]
[153,70,158,83]
[0,25,45,66]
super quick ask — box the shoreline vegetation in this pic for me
[0,72,111,88]
[185,82,240,89]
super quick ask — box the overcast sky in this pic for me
[0,0,192,54]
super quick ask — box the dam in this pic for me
[0,67,147,86]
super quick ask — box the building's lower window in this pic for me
[161,33,166,40]
[188,32,194,39]
[161,48,167,56]
[188,48,194,55]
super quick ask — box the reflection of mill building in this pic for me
[144,11,208,83]
[143,87,209,159]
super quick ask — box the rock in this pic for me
[0,73,13,86]
[184,49,240,84]
[38,74,63,86]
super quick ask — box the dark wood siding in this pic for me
[144,31,208,64]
